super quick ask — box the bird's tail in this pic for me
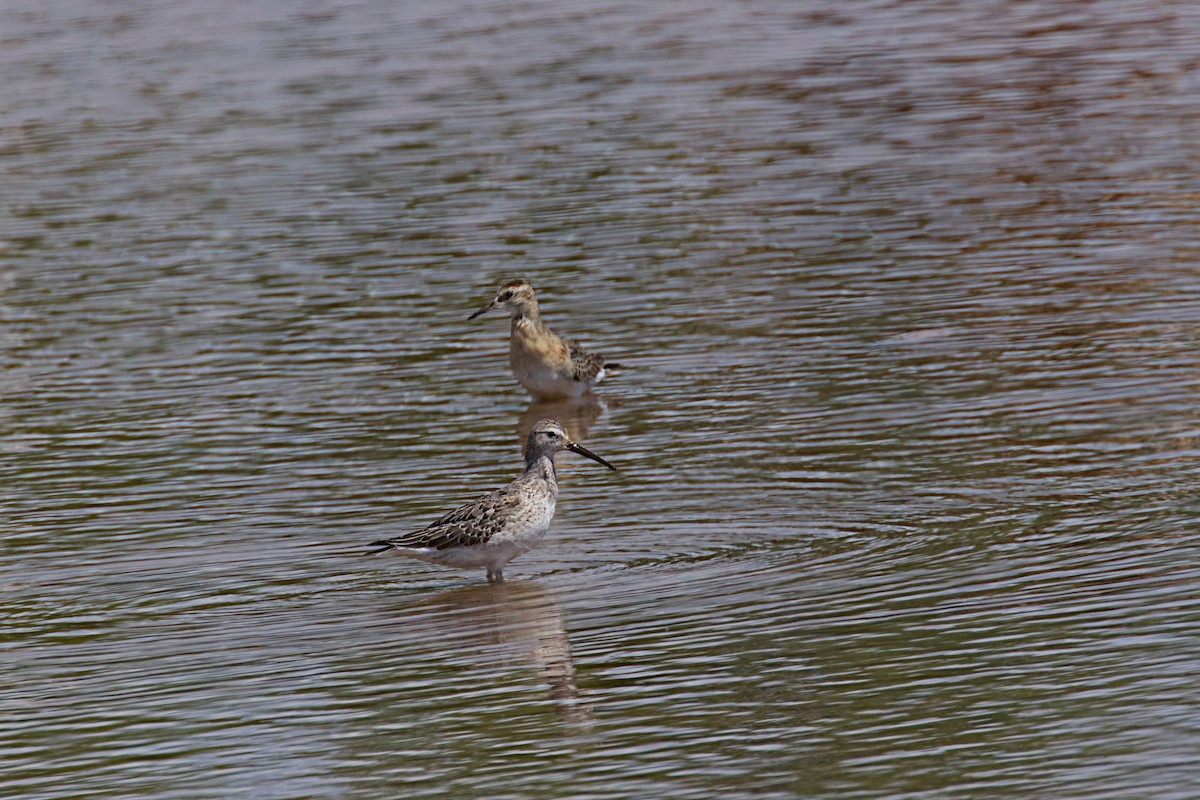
[366,540,394,556]
[603,361,625,372]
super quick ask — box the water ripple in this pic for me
[4,0,1200,797]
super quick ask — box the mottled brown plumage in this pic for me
[469,280,619,401]
[568,339,605,384]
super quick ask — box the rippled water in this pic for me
[4,1,1200,797]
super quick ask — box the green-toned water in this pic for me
[4,1,1200,797]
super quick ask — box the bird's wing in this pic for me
[566,338,605,383]
[373,488,521,551]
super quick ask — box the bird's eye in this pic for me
[545,430,560,438]
[500,291,513,300]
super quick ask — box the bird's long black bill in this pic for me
[467,301,494,321]
[568,441,616,470]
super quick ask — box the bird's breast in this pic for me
[510,322,570,368]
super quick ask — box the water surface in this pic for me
[3,1,1200,798]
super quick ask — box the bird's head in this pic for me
[469,279,539,321]
[525,418,615,470]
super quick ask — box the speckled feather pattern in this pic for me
[567,339,605,383]
[370,419,614,582]
[381,470,557,551]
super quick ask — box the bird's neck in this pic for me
[523,452,558,486]
[509,300,543,329]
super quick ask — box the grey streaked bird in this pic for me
[369,419,616,582]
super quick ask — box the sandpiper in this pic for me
[369,419,616,583]
[469,279,620,401]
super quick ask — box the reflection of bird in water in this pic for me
[517,397,606,456]
[424,581,594,726]
[469,279,622,402]
[369,420,616,583]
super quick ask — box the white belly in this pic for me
[511,353,580,400]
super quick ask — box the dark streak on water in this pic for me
[3,1,1200,798]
